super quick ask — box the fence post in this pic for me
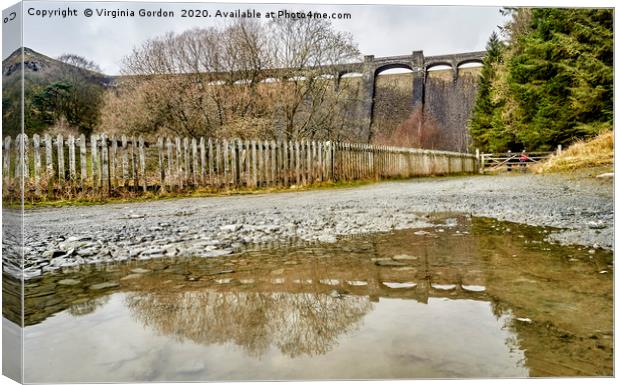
[557,144,562,155]
[121,135,128,188]
[244,139,251,187]
[101,133,110,195]
[282,140,289,186]
[256,140,264,187]
[270,140,276,186]
[14,134,21,181]
[56,134,64,182]
[130,136,138,190]
[236,139,243,187]
[14,134,22,185]
[32,134,41,195]
[208,138,214,186]
[229,139,236,187]
[222,139,229,187]
[91,134,99,191]
[214,139,222,186]
[158,137,165,193]
[3,137,11,194]
[175,137,183,189]
[288,141,294,185]
[68,135,76,184]
[23,135,29,181]
[79,134,87,189]
[110,135,117,188]
[44,134,53,182]
[183,137,190,184]
[275,140,282,186]
[138,136,146,192]
[251,140,257,188]
[166,137,174,190]
[199,137,206,185]
[191,137,198,186]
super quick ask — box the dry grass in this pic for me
[533,131,614,173]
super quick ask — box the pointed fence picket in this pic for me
[2,133,477,200]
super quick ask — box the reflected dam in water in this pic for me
[3,215,613,381]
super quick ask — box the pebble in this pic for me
[220,224,242,232]
[120,274,143,280]
[461,285,486,292]
[516,317,533,323]
[431,284,457,290]
[57,279,81,286]
[317,234,337,243]
[328,289,344,299]
[596,172,613,178]
[375,260,406,267]
[588,221,606,229]
[89,282,119,290]
[382,282,417,289]
[392,254,418,261]
[392,266,416,271]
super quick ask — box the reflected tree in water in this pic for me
[68,297,110,317]
[125,289,373,358]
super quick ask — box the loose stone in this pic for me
[89,282,119,290]
[382,282,417,289]
[375,260,406,267]
[392,254,418,261]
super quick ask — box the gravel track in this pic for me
[10,173,613,279]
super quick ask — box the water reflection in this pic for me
[4,215,613,381]
[126,291,372,358]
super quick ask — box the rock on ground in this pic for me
[7,173,613,278]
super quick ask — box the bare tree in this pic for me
[100,18,362,141]
[266,18,360,140]
[58,53,102,73]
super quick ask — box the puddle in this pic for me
[3,216,613,381]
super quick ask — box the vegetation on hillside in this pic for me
[2,48,108,137]
[533,131,613,173]
[469,8,613,152]
[99,18,363,142]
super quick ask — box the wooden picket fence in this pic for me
[2,133,478,201]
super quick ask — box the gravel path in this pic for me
[11,173,613,279]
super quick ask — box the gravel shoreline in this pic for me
[6,173,613,279]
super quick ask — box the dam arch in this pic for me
[359,50,486,149]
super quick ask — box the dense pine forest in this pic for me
[468,8,613,152]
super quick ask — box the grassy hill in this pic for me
[533,131,613,174]
[2,47,112,137]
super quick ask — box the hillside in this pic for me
[533,131,613,174]
[2,47,113,137]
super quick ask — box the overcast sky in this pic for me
[7,1,507,74]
